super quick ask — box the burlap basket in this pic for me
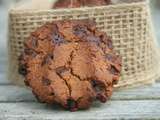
[8,0,160,88]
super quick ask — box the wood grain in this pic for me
[0,100,160,120]
[0,74,10,85]
[0,58,10,84]
[0,58,6,73]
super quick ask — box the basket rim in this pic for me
[9,1,148,14]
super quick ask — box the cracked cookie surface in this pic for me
[19,20,121,111]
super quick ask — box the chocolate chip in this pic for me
[110,65,119,75]
[66,99,78,112]
[56,66,69,75]
[91,80,99,87]
[73,25,87,37]
[86,35,100,42]
[49,54,54,60]
[90,53,96,58]
[91,80,105,92]
[52,32,64,44]
[107,39,113,49]
[42,77,51,86]
[96,93,107,103]
[106,53,113,61]
[50,92,55,96]
[18,64,27,76]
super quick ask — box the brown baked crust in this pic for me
[53,0,111,9]
[19,20,121,111]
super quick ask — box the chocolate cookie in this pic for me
[53,0,111,9]
[19,20,121,111]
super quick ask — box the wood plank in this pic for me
[0,100,160,120]
[0,84,160,102]
[0,59,6,73]
[0,5,7,58]
[0,57,6,62]
[0,85,36,102]
[0,74,11,85]
[0,58,10,84]
[112,84,160,100]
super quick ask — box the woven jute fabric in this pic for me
[7,1,160,88]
